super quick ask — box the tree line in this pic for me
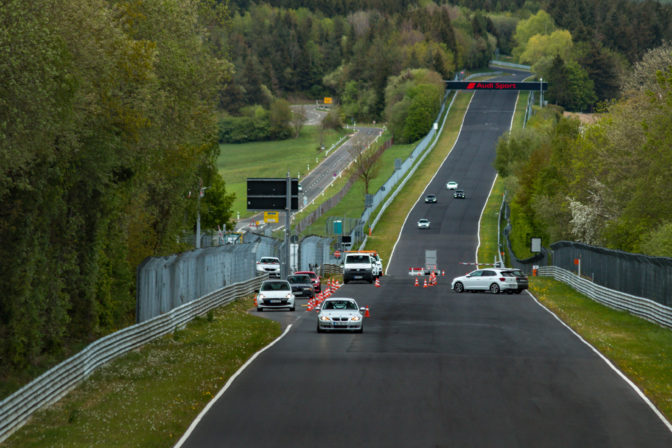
[496,43,672,258]
[0,0,233,378]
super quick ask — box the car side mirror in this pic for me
[254,289,259,293]
[360,307,366,313]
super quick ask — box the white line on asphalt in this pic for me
[525,290,672,434]
[388,93,474,271]
[173,324,294,447]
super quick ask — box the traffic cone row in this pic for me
[306,278,342,311]
[416,272,439,288]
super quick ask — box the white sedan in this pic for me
[317,298,366,332]
[417,218,431,229]
[256,280,295,311]
[446,181,458,190]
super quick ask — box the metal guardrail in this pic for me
[0,275,266,444]
[538,266,672,329]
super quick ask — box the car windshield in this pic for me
[260,258,278,264]
[260,281,290,291]
[323,300,358,310]
[287,275,310,283]
[346,255,369,263]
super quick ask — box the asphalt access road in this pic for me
[236,126,382,232]
[178,71,672,447]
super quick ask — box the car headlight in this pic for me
[286,293,293,299]
[257,294,265,299]
[319,315,331,321]
[350,316,361,322]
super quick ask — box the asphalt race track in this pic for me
[177,71,672,447]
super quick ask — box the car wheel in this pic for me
[454,282,464,293]
[317,324,323,333]
[357,326,363,333]
[490,283,500,294]
[290,306,295,311]
[516,289,522,294]
[506,290,513,295]
[257,307,263,312]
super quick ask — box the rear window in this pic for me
[346,255,369,263]
[287,275,310,283]
[261,281,290,291]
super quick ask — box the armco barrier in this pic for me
[538,266,672,329]
[0,275,266,444]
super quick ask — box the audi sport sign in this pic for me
[445,81,547,91]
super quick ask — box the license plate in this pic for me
[354,275,363,279]
[270,299,280,304]
[335,322,347,326]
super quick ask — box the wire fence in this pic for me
[136,234,337,322]
[538,265,672,329]
[551,241,672,307]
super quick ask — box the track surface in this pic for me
[179,72,672,447]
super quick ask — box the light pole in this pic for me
[195,184,208,249]
[540,77,543,108]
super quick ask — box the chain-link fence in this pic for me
[136,234,336,322]
[551,241,672,307]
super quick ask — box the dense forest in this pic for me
[2,0,672,382]
[496,43,672,258]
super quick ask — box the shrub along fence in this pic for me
[0,275,266,444]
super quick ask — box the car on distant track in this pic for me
[424,194,437,203]
[256,256,281,278]
[286,274,315,298]
[446,181,458,190]
[256,280,295,311]
[453,189,465,199]
[295,270,321,292]
[451,268,527,294]
[417,218,431,229]
[316,297,366,333]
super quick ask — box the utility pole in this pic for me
[540,77,543,108]
[284,170,292,277]
[195,181,208,249]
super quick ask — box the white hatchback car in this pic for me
[417,218,431,229]
[446,181,458,190]
[256,280,295,311]
[451,268,521,294]
[317,298,366,333]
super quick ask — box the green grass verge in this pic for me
[4,298,282,448]
[218,126,348,219]
[529,277,672,421]
[476,177,506,266]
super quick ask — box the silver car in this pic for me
[256,280,295,311]
[317,298,365,333]
[417,218,431,229]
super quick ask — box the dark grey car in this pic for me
[287,274,315,298]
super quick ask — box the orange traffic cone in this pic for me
[423,278,428,288]
[307,298,314,311]
[441,270,445,276]
[414,277,419,287]
[365,306,370,318]
[375,278,381,287]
